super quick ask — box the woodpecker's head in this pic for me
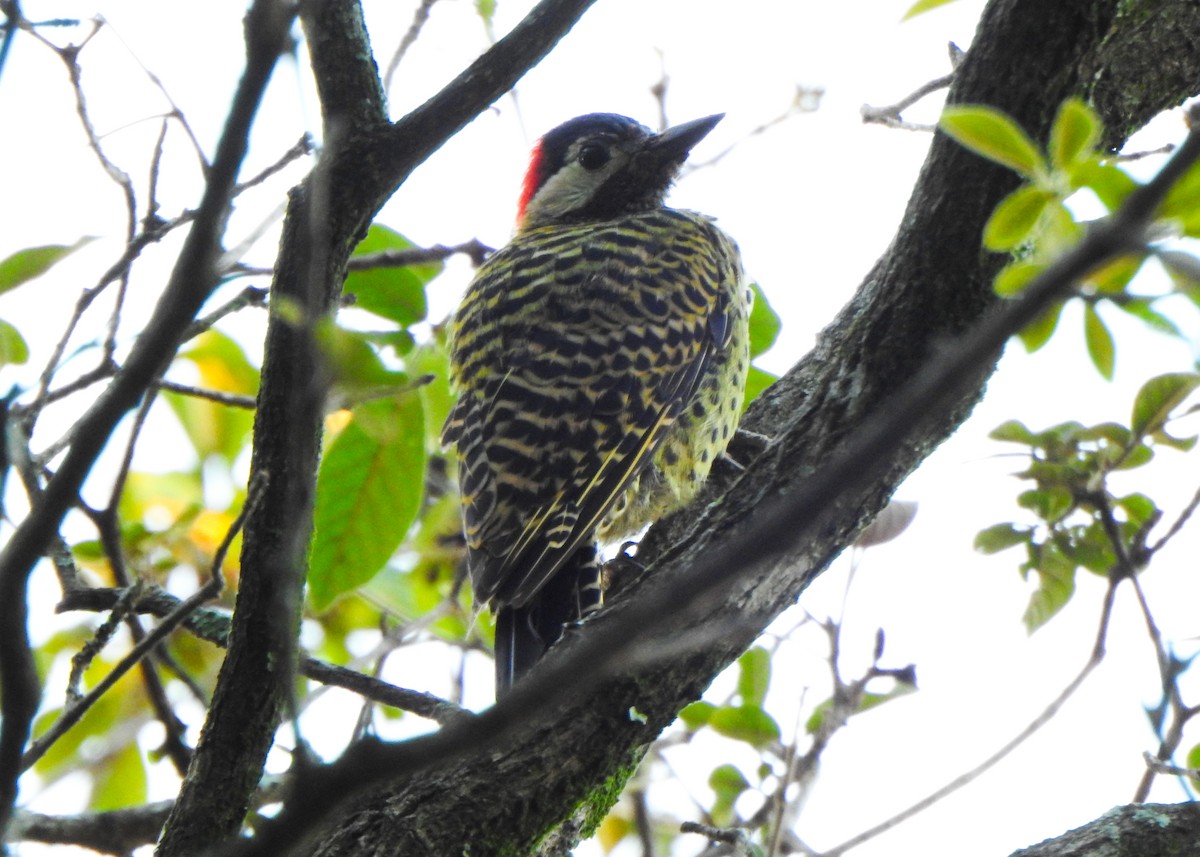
[515,112,723,231]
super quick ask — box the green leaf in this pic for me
[940,106,1047,180]
[737,647,771,708]
[1131,372,1200,439]
[994,261,1045,297]
[989,419,1035,444]
[747,282,781,358]
[1160,159,1200,226]
[708,763,750,826]
[1017,487,1073,523]
[1151,429,1198,452]
[1049,98,1101,170]
[1083,304,1115,380]
[1085,254,1144,295]
[409,341,454,449]
[317,320,410,396]
[357,493,470,642]
[742,365,778,411]
[679,700,717,730]
[344,225,439,326]
[0,319,29,366]
[901,0,961,20]
[1186,743,1200,788]
[165,330,259,464]
[974,523,1028,554]
[1018,301,1064,352]
[709,704,782,749]
[1022,541,1076,633]
[1117,492,1158,526]
[1118,299,1182,338]
[91,742,147,811]
[309,393,427,610]
[0,236,97,296]
[984,186,1055,251]
[475,0,496,26]
[1073,159,1139,211]
[708,764,751,801]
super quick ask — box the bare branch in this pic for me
[382,0,439,94]
[54,585,472,726]
[861,44,963,132]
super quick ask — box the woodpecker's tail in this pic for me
[494,545,602,698]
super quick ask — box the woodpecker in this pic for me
[442,113,750,697]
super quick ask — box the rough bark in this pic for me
[1010,803,1200,857]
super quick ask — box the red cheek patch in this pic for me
[516,139,547,224]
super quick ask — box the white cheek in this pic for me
[526,168,599,219]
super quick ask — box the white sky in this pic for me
[4,1,1200,855]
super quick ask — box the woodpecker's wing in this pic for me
[443,211,738,609]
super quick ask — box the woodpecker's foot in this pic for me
[718,427,772,473]
[598,541,648,601]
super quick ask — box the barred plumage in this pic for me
[442,113,749,696]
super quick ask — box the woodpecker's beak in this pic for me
[644,113,724,164]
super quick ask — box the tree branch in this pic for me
[1008,803,1200,857]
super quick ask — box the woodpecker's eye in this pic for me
[577,143,611,171]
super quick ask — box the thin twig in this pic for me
[21,475,266,772]
[383,0,438,94]
[681,821,755,854]
[233,133,314,194]
[1147,480,1200,555]
[1128,575,1197,803]
[861,44,963,131]
[820,578,1119,856]
[157,379,257,409]
[66,584,139,703]
[55,584,473,727]
[686,90,823,173]
[21,575,223,771]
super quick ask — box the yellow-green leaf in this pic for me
[679,700,716,731]
[901,0,961,20]
[709,704,781,748]
[1049,98,1101,170]
[940,105,1046,180]
[994,260,1044,297]
[742,365,778,412]
[1083,304,1115,380]
[983,186,1055,251]
[737,647,771,708]
[165,330,259,464]
[0,236,97,295]
[90,743,147,811]
[1160,159,1200,226]
[0,319,29,366]
[748,281,781,359]
[1085,254,1144,295]
[1073,159,1139,212]
[1017,301,1064,352]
